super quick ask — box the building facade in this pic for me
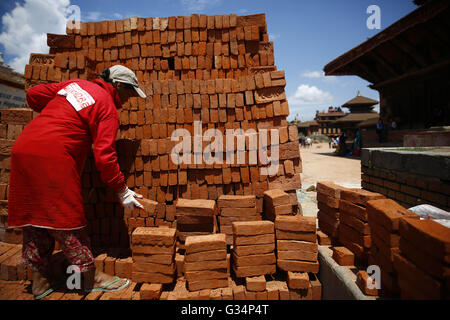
[314,107,345,137]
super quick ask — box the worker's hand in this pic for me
[117,186,144,210]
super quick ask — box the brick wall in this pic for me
[361,166,450,212]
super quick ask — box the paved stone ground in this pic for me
[296,143,362,217]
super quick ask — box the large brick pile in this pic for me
[394,218,450,300]
[319,184,450,300]
[316,181,347,243]
[2,13,303,251]
[338,188,385,265]
[366,198,418,296]
[0,13,311,300]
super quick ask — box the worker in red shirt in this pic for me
[8,65,146,299]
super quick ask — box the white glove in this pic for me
[117,187,144,210]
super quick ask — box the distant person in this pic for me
[391,119,397,130]
[300,136,305,148]
[376,119,384,143]
[353,129,362,157]
[306,137,312,148]
[338,131,347,155]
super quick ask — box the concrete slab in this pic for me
[318,245,379,300]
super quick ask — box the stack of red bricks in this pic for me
[217,195,259,245]
[393,217,450,300]
[0,243,71,283]
[131,227,177,284]
[316,181,347,243]
[0,243,26,281]
[337,188,384,265]
[231,221,276,279]
[16,13,301,251]
[0,108,35,244]
[93,248,132,281]
[366,198,419,297]
[175,198,217,248]
[275,215,319,281]
[263,189,293,221]
[184,233,229,291]
[123,197,159,234]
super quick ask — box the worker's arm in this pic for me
[26,82,67,113]
[89,106,126,192]
[90,109,143,209]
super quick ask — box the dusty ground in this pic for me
[296,142,362,217]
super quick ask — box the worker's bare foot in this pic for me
[83,268,128,291]
[32,270,52,297]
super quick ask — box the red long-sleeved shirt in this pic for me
[8,78,125,229]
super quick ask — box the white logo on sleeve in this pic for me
[58,83,95,111]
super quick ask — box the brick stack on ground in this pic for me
[316,181,347,244]
[12,13,302,251]
[184,233,229,291]
[275,215,318,299]
[337,188,385,266]
[263,189,294,221]
[131,227,177,284]
[0,243,26,281]
[366,198,419,297]
[393,217,450,300]
[175,198,217,249]
[0,108,35,244]
[217,195,259,245]
[231,221,276,280]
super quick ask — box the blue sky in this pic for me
[0,0,418,120]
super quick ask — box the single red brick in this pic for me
[332,246,354,266]
[356,271,379,296]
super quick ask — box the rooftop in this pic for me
[334,112,379,124]
[323,0,450,89]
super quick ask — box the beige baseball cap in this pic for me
[109,65,146,98]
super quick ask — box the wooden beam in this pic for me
[391,37,429,68]
[422,20,450,46]
[370,58,450,90]
[354,60,383,84]
[369,51,401,78]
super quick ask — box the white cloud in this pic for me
[0,0,71,73]
[85,11,101,21]
[181,0,221,11]
[269,33,279,41]
[239,9,249,14]
[301,70,341,85]
[301,70,323,79]
[323,75,338,83]
[289,84,333,105]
